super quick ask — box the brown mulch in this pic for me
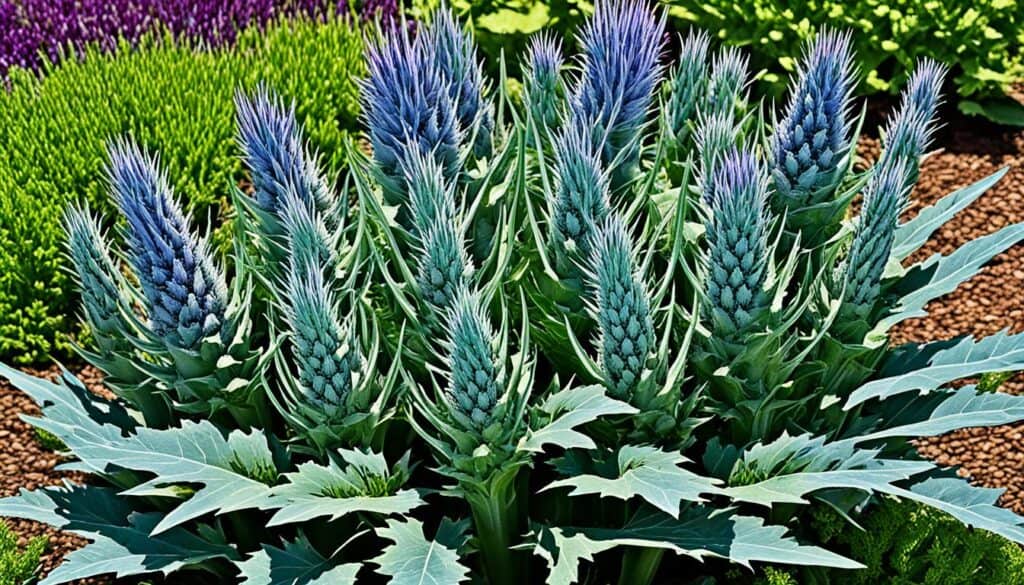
[1,106,1023,581]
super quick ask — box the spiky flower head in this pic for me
[705,47,749,118]
[588,214,654,400]
[523,32,564,133]
[549,122,612,270]
[235,86,334,218]
[283,264,362,419]
[770,29,856,212]
[666,29,711,145]
[64,204,126,339]
[444,287,501,430]
[703,147,771,337]
[880,58,947,185]
[403,148,473,312]
[836,158,912,320]
[278,186,338,282]
[695,110,741,201]
[362,24,462,203]
[573,0,666,181]
[422,7,493,158]
[107,139,229,350]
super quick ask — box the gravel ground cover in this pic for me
[2,107,1023,582]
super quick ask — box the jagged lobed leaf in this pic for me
[263,449,424,526]
[372,518,470,585]
[546,445,722,517]
[237,535,361,585]
[519,385,637,453]
[0,484,236,585]
[846,330,1024,408]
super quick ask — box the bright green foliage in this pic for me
[0,521,45,585]
[0,16,365,364]
[6,3,1024,585]
[665,0,1024,120]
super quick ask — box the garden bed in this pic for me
[2,106,1023,582]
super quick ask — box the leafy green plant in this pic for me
[0,14,365,365]
[0,521,45,585]
[755,498,1024,584]
[666,0,1024,124]
[5,2,1024,584]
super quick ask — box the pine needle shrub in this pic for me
[4,3,1024,584]
[0,15,364,364]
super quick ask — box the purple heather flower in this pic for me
[235,86,335,218]
[361,23,462,205]
[107,138,229,350]
[703,147,771,337]
[770,29,857,214]
[880,59,947,186]
[572,0,666,188]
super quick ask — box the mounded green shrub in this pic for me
[0,15,364,365]
[0,521,45,585]
[665,0,1024,123]
[753,498,1024,584]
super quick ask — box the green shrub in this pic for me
[757,499,1024,584]
[0,521,45,585]
[0,16,364,365]
[666,0,1023,121]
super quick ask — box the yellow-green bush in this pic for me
[666,0,1024,123]
[0,16,365,364]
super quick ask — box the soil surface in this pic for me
[1,104,1022,583]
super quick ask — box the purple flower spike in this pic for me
[572,0,666,187]
[107,138,228,350]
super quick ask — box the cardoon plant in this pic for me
[572,0,666,191]
[522,33,564,138]
[769,29,858,247]
[705,46,749,118]
[879,58,947,187]
[7,6,1024,585]
[664,30,711,159]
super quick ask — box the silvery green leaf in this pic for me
[892,476,1024,544]
[545,445,722,517]
[372,519,470,585]
[263,449,424,526]
[853,385,1024,442]
[0,484,236,585]
[544,506,859,574]
[519,385,637,453]
[846,330,1024,408]
[237,535,361,585]
[74,420,277,534]
[891,169,1007,262]
[533,525,618,585]
[878,223,1024,330]
[722,434,931,506]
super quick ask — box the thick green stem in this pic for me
[618,547,665,585]
[467,470,523,585]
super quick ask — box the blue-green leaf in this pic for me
[891,169,1008,261]
[237,535,361,585]
[0,484,237,585]
[263,449,424,526]
[545,445,722,517]
[519,385,637,453]
[879,223,1024,330]
[853,385,1024,442]
[893,477,1024,544]
[75,420,278,534]
[533,525,617,585]
[722,434,931,506]
[372,519,470,585]
[846,330,1024,408]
